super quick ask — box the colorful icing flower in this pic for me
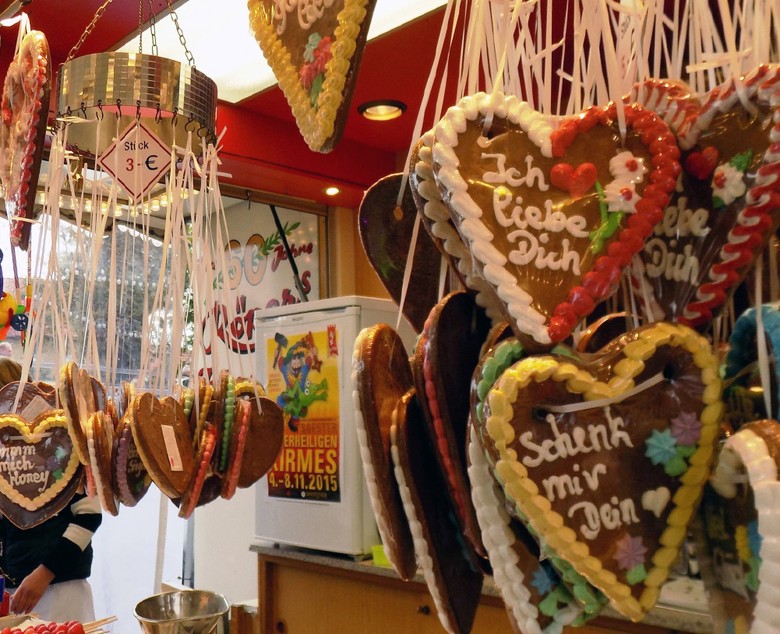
[671,411,702,445]
[748,519,762,560]
[609,151,647,184]
[712,163,746,207]
[531,562,557,595]
[614,534,647,570]
[645,428,678,466]
[300,63,319,90]
[312,36,332,73]
[602,180,639,213]
[303,33,322,63]
[736,525,751,563]
[747,556,760,593]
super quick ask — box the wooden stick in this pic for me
[83,616,117,632]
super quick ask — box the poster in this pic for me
[264,327,341,501]
[202,202,321,375]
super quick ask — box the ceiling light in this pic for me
[358,100,406,121]
[324,186,340,196]
[117,0,448,104]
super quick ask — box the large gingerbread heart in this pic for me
[697,419,780,633]
[0,410,82,529]
[0,30,50,250]
[478,322,722,620]
[632,66,780,327]
[247,0,377,152]
[431,92,678,346]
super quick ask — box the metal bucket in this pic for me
[134,590,230,634]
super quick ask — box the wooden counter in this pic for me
[252,545,713,634]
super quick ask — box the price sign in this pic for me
[98,122,172,203]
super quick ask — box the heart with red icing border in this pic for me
[0,30,50,250]
[0,410,82,529]
[247,0,377,152]
[477,321,722,620]
[631,67,780,327]
[431,92,678,346]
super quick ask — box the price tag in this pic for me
[98,122,172,203]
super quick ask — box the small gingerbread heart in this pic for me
[478,322,722,620]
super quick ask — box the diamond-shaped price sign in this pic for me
[98,122,172,203]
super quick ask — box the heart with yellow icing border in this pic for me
[431,92,679,346]
[247,0,377,153]
[0,410,81,528]
[478,321,722,620]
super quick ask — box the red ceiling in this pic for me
[0,0,452,209]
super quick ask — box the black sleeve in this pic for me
[40,493,102,578]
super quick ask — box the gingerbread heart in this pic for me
[478,322,722,620]
[431,92,678,346]
[129,393,194,499]
[113,416,150,508]
[0,410,82,529]
[359,173,448,333]
[632,67,780,327]
[0,30,50,250]
[352,323,416,581]
[235,393,284,489]
[247,0,377,152]
[86,411,118,516]
[698,420,780,633]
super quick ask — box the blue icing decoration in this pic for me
[749,519,763,560]
[645,428,678,466]
[531,561,556,595]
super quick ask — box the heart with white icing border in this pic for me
[431,92,678,346]
[0,410,82,529]
[631,66,780,327]
[478,321,722,620]
[0,30,50,250]
[697,419,780,632]
[247,0,377,152]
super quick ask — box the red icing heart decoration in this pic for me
[431,92,678,346]
[477,322,723,620]
[0,30,51,250]
[550,162,599,199]
[684,146,720,181]
[632,66,780,327]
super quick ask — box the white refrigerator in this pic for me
[254,296,414,556]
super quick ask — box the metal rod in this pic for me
[269,204,309,302]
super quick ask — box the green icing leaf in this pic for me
[626,564,647,585]
[53,468,63,481]
[676,444,697,459]
[538,592,559,617]
[310,74,325,107]
[713,195,725,209]
[747,556,761,592]
[730,150,753,172]
[664,454,688,476]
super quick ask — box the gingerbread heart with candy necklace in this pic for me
[477,321,722,621]
[431,92,679,347]
[631,66,780,327]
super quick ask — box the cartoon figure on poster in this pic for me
[273,331,328,431]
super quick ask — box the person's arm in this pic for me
[10,494,102,614]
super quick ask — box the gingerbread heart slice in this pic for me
[479,322,722,620]
[431,92,678,346]
[391,389,483,634]
[130,392,194,499]
[697,419,780,633]
[411,290,492,567]
[0,410,82,529]
[0,30,50,250]
[359,173,448,333]
[632,66,780,327]
[247,0,377,152]
[85,411,118,516]
[352,323,416,580]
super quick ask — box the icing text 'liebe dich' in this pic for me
[519,405,640,540]
[483,152,588,275]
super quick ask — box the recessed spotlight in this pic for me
[324,186,340,196]
[358,100,406,121]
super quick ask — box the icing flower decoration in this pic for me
[645,428,678,466]
[670,411,702,446]
[602,180,639,213]
[609,151,647,184]
[614,534,647,570]
[712,162,746,207]
[736,525,751,563]
[531,562,557,595]
[299,32,333,106]
[748,519,762,560]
